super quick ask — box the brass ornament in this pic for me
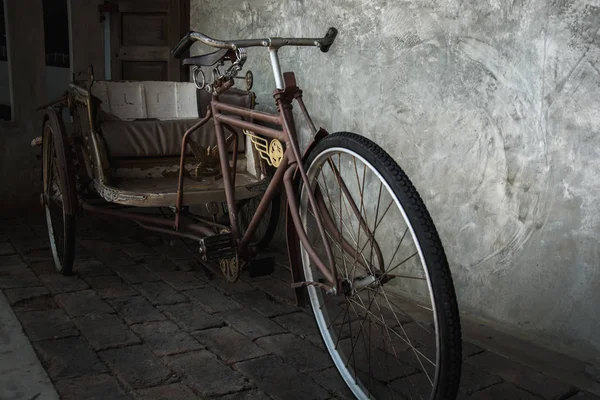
[268,139,283,167]
[242,129,284,168]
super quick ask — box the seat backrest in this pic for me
[91,81,253,159]
[92,81,199,120]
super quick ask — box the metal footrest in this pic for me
[200,232,235,261]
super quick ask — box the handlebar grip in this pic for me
[320,27,338,53]
[172,31,195,58]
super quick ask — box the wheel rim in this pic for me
[43,126,67,271]
[300,147,440,400]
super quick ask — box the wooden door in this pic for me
[109,0,189,81]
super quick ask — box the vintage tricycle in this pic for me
[39,28,462,399]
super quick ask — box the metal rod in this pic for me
[175,111,213,229]
[215,114,285,141]
[82,201,175,227]
[212,99,240,239]
[134,221,203,242]
[314,186,370,270]
[186,223,217,236]
[283,164,335,284]
[278,97,336,283]
[222,123,239,188]
[327,159,385,272]
[213,101,281,126]
[269,48,284,89]
[238,152,289,251]
[295,95,317,134]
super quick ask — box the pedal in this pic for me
[247,256,275,278]
[200,232,235,261]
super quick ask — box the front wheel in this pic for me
[298,132,461,400]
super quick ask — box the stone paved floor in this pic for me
[0,214,598,400]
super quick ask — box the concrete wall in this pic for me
[191,0,600,362]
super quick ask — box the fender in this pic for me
[285,127,328,307]
[43,107,78,216]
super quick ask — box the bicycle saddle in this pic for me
[183,48,233,67]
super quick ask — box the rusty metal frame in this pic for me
[47,72,381,294]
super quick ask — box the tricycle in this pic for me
[39,27,462,400]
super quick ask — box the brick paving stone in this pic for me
[160,302,222,332]
[17,309,78,341]
[173,258,203,272]
[184,287,243,314]
[143,257,179,273]
[463,340,485,358]
[55,374,130,400]
[0,255,26,269]
[121,243,157,259]
[469,383,540,399]
[467,351,575,399]
[111,263,159,283]
[99,345,173,389]
[23,248,53,263]
[134,281,187,305]
[135,383,200,400]
[4,286,49,304]
[85,275,138,299]
[72,258,113,276]
[255,333,332,372]
[39,273,89,293]
[0,268,40,288]
[11,237,50,253]
[54,289,115,317]
[10,294,57,311]
[219,309,286,340]
[34,336,107,380]
[98,251,139,269]
[75,314,141,350]
[336,338,418,382]
[156,270,207,291]
[219,390,272,400]
[249,278,297,305]
[235,355,330,400]
[130,320,203,356]
[109,296,166,325]
[29,260,56,275]
[153,242,195,261]
[192,326,269,364]
[570,392,600,399]
[207,276,255,294]
[389,373,444,399]
[272,311,323,346]
[460,362,503,394]
[308,367,355,400]
[0,241,16,255]
[232,290,299,317]
[166,350,250,397]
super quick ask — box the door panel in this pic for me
[110,0,189,81]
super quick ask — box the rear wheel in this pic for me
[299,132,461,400]
[42,111,76,275]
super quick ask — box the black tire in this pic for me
[42,110,76,275]
[237,191,281,251]
[299,132,462,400]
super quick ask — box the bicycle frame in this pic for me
[174,71,342,289]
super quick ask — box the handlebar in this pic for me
[172,27,338,58]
